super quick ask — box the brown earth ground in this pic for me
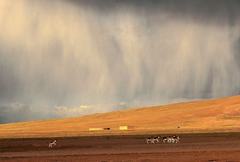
[1,133,240,162]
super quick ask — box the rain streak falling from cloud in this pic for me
[0,0,240,123]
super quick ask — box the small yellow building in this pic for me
[119,125,129,130]
[88,128,104,131]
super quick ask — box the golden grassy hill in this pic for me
[1,96,240,138]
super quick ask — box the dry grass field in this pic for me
[0,95,240,138]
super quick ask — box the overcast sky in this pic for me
[0,0,240,123]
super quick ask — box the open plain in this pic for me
[1,96,240,161]
[1,133,240,162]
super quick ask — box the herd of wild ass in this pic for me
[48,135,180,148]
[146,135,180,144]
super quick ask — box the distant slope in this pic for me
[1,96,240,138]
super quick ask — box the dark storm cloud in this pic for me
[68,0,240,25]
[0,0,239,123]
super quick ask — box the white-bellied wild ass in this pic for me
[162,136,180,143]
[146,136,161,144]
[48,140,57,148]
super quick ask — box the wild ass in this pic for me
[162,136,180,143]
[48,140,57,148]
[146,136,161,144]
